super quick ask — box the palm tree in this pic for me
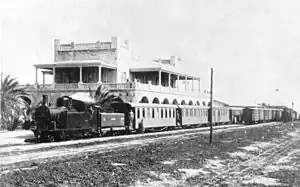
[0,73,28,130]
[94,84,122,112]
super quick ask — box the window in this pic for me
[55,67,80,83]
[165,108,168,118]
[186,109,188,117]
[152,108,155,118]
[82,67,99,83]
[161,108,164,118]
[169,109,172,118]
[173,109,175,118]
[142,108,145,118]
[137,108,140,119]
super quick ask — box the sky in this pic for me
[1,0,300,111]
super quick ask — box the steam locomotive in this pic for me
[29,96,128,142]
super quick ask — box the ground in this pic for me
[0,122,299,186]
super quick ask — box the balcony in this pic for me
[20,81,201,97]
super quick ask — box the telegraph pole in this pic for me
[292,101,294,124]
[209,68,213,144]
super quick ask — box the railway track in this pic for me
[0,122,279,173]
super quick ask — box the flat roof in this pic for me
[34,60,117,70]
[129,67,200,80]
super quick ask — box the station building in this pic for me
[25,36,209,106]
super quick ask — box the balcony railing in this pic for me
[55,83,79,89]
[20,81,200,96]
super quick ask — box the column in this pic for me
[177,74,179,90]
[198,78,201,92]
[192,77,194,91]
[98,65,102,83]
[185,76,187,90]
[52,67,56,84]
[35,67,38,85]
[168,73,171,88]
[79,66,83,83]
[158,70,161,86]
[42,72,45,88]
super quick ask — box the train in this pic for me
[25,95,298,142]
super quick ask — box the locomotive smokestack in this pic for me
[42,95,48,106]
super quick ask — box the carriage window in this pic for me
[142,108,145,118]
[173,109,175,118]
[161,108,164,118]
[169,109,172,118]
[165,108,168,118]
[137,108,140,118]
[186,109,189,117]
[190,109,193,117]
[152,108,155,118]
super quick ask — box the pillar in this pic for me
[198,78,201,92]
[192,77,194,91]
[53,67,56,84]
[35,67,38,85]
[42,72,45,88]
[98,65,102,83]
[185,76,187,90]
[168,73,171,87]
[158,70,161,86]
[177,74,179,90]
[79,66,83,83]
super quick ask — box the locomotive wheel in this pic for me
[59,131,66,141]
[48,134,55,142]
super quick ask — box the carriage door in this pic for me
[176,107,182,126]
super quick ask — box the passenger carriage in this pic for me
[130,103,178,131]
[179,105,209,126]
[209,106,230,125]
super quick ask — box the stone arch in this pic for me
[188,100,193,105]
[172,99,178,105]
[140,96,149,103]
[196,101,200,106]
[162,98,169,104]
[181,100,186,105]
[152,97,160,104]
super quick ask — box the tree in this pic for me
[0,73,28,130]
[94,84,122,112]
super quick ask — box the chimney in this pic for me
[111,36,120,49]
[170,56,177,66]
[42,95,49,106]
[54,39,60,61]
